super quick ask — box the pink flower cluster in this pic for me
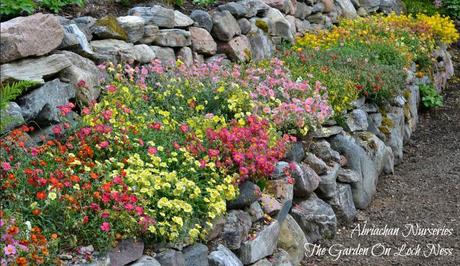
[204,116,292,182]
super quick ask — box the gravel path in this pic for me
[302,47,460,266]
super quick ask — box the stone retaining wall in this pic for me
[1,0,406,132]
[0,1,455,265]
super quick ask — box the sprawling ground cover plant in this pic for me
[287,13,458,116]
[0,57,331,261]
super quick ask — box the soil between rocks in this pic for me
[301,47,460,266]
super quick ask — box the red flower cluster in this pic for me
[204,116,291,182]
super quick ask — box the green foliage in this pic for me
[442,0,460,19]
[0,0,85,16]
[192,0,217,6]
[40,0,85,13]
[419,84,443,108]
[0,0,36,16]
[281,42,406,116]
[403,0,439,16]
[403,0,460,19]
[0,80,38,132]
[0,81,37,110]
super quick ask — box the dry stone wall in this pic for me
[0,1,455,266]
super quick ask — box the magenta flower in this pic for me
[148,146,158,155]
[100,222,111,232]
[99,141,109,149]
[1,162,11,171]
[52,125,63,135]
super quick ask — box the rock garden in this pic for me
[0,0,458,265]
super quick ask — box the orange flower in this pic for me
[7,225,19,235]
[41,247,49,256]
[32,209,41,216]
[70,175,80,183]
[16,257,28,266]
[51,233,58,240]
[36,191,47,200]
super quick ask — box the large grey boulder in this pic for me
[327,183,357,225]
[55,50,101,104]
[209,245,243,266]
[17,79,75,125]
[128,6,175,28]
[218,35,252,62]
[385,107,405,165]
[1,13,64,63]
[379,0,405,14]
[108,239,144,266]
[335,0,358,18]
[278,215,307,265]
[190,27,217,55]
[316,163,340,200]
[153,29,191,47]
[271,249,293,266]
[1,102,25,132]
[238,18,252,35]
[174,10,194,28]
[139,25,160,44]
[291,193,337,243]
[266,178,294,203]
[90,38,132,62]
[240,0,271,17]
[312,126,344,138]
[0,54,72,83]
[131,256,161,266]
[212,11,241,41]
[310,140,341,164]
[295,163,320,198]
[218,3,249,18]
[263,0,291,14]
[117,16,145,43]
[91,16,128,41]
[90,39,155,64]
[330,132,394,209]
[358,0,380,12]
[60,24,93,55]
[190,10,213,32]
[223,210,252,250]
[304,152,328,175]
[345,109,369,132]
[265,8,294,43]
[228,181,260,210]
[337,168,360,183]
[177,47,193,66]
[238,221,280,264]
[155,249,185,266]
[183,244,208,266]
[404,85,420,142]
[72,16,96,41]
[285,142,305,163]
[247,26,274,61]
[150,46,176,66]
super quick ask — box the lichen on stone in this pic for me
[95,16,128,41]
[255,19,269,33]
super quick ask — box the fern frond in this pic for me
[0,80,38,111]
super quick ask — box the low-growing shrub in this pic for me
[0,0,85,16]
[1,57,331,259]
[419,84,444,107]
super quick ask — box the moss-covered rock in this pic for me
[255,19,269,33]
[92,16,128,41]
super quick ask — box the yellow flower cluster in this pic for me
[296,13,458,55]
[417,13,459,45]
[124,148,236,242]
